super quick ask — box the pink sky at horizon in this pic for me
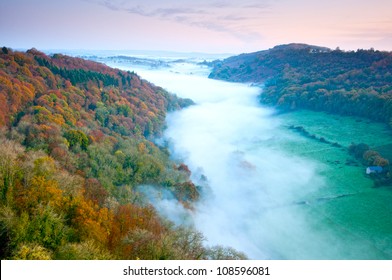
[1,0,391,54]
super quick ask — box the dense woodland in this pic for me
[209,44,392,126]
[0,47,245,260]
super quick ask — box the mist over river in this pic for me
[103,57,392,259]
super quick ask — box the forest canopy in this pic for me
[209,44,392,127]
[0,47,244,260]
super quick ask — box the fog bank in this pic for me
[114,60,351,259]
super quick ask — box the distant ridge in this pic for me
[270,43,331,52]
[208,43,335,83]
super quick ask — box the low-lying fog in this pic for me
[107,59,351,259]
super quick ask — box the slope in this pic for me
[0,47,245,260]
[209,43,392,125]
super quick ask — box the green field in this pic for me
[276,110,392,259]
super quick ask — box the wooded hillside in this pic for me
[209,44,392,126]
[0,47,245,260]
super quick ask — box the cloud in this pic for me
[210,1,231,8]
[221,14,250,21]
[241,2,272,9]
[87,0,269,43]
[124,6,208,18]
[190,20,263,41]
[101,0,120,11]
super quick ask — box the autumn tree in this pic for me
[64,129,89,151]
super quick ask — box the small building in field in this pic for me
[366,166,383,174]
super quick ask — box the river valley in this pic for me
[103,56,392,259]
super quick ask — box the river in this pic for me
[104,56,392,259]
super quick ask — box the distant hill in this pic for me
[209,43,392,125]
[208,43,332,82]
[0,47,245,260]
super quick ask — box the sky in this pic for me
[1,0,392,54]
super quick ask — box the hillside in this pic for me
[209,43,392,125]
[0,47,245,260]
